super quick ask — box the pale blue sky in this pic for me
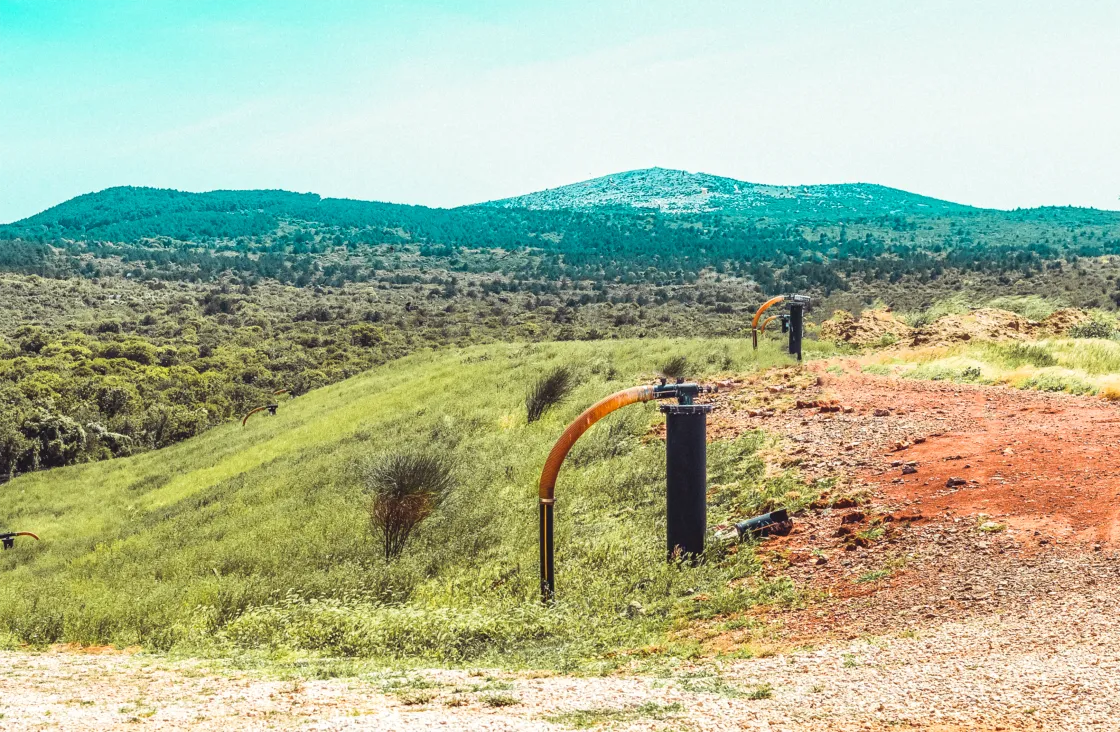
[1,0,1118,222]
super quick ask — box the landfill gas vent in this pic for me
[534,377,795,602]
[751,294,811,361]
[1,531,39,550]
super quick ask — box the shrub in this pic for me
[986,295,1061,321]
[658,355,690,380]
[1069,321,1116,339]
[525,366,575,423]
[1001,342,1057,368]
[363,451,455,560]
[1100,377,1120,401]
[1021,372,1095,395]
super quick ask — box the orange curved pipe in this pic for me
[752,295,785,349]
[538,385,657,502]
[538,384,658,600]
[12,532,38,541]
[760,315,779,334]
[241,405,271,426]
[752,296,786,329]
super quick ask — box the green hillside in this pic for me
[480,167,980,219]
[0,337,829,666]
[4,178,1120,487]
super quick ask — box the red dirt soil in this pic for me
[824,373,1120,546]
[695,368,1120,648]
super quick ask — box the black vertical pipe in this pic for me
[539,501,555,602]
[660,404,712,562]
[788,303,804,361]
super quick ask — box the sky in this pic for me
[1,0,1118,222]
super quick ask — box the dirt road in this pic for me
[5,371,1120,730]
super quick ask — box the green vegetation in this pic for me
[986,294,1064,321]
[0,338,828,666]
[867,334,1120,396]
[525,366,576,423]
[546,701,684,728]
[362,451,455,560]
[6,173,1120,672]
[484,168,977,218]
[3,179,1120,480]
[658,355,691,380]
[481,692,520,707]
[997,342,1058,368]
[1069,320,1117,339]
[856,569,891,583]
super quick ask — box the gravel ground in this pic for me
[3,573,1119,732]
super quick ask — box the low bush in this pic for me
[999,342,1057,368]
[525,366,576,423]
[363,451,455,560]
[1068,321,1116,339]
[658,356,690,380]
[1020,371,1096,395]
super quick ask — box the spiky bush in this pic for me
[363,452,455,560]
[525,366,575,423]
[658,355,690,380]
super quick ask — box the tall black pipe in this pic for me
[788,303,804,361]
[539,501,555,601]
[661,403,712,562]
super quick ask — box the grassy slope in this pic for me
[0,336,831,666]
[859,337,1120,397]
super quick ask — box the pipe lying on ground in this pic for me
[735,509,792,539]
[1,532,39,550]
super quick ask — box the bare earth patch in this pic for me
[6,367,1120,730]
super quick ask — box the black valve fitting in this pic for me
[652,381,715,405]
[1,532,39,550]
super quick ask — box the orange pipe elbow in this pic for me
[242,406,270,426]
[538,385,657,503]
[752,296,785,329]
[760,315,779,334]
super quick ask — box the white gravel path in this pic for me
[2,572,1117,731]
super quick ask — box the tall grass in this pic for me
[0,337,831,666]
[900,294,1067,327]
[874,337,1120,397]
[985,294,1064,321]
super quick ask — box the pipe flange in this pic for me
[659,404,714,415]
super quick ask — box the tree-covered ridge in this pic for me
[6,182,1120,294]
[479,167,981,218]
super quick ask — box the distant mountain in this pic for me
[478,167,979,219]
[6,172,1116,247]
